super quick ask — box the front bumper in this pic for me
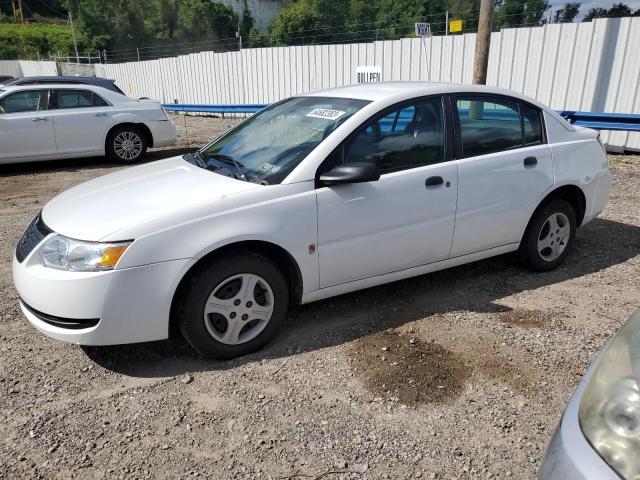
[539,363,618,479]
[150,120,177,148]
[13,253,190,345]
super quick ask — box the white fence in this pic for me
[96,17,640,151]
[1,17,639,151]
[0,60,57,78]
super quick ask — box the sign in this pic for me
[415,22,432,37]
[356,66,382,84]
[449,19,463,33]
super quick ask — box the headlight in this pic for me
[38,235,131,271]
[579,310,640,480]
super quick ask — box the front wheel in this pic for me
[520,198,576,272]
[176,254,289,359]
[106,126,148,163]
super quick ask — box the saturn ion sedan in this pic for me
[13,82,611,359]
[0,83,176,164]
[540,310,640,480]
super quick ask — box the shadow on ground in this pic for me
[83,216,640,378]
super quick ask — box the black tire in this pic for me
[106,126,148,163]
[176,253,289,360]
[520,198,576,272]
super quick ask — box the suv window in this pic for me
[339,97,445,174]
[455,96,544,157]
[0,90,48,114]
[53,89,108,109]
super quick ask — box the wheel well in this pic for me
[527,185,586,235]
[168,241,304,338]
[106,122,153,148]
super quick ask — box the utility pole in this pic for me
[473,0,494,85]
[13,0,24,23]
[68,8,80,63]
[445,11,449,35]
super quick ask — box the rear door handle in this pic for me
[94,112,109,117]
[425,176,444,187]
[524,156,537,167]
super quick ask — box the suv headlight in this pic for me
[579,310,640,479]
[38,235,131,271]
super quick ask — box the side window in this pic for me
[456,96,522,157]
[522,104,543,145]
[53,89,106,109]
[342,98,445,174]
[0,90,48,114]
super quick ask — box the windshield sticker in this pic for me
[306,108,346,121]
[259,163,282,173]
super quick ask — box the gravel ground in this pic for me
[0,116,638,480]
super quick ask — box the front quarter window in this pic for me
[197,96,370,184]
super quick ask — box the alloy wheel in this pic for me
[113,131,143,160]
[203,273,275,345]
[537,212,571,262]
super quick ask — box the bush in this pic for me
[0,23,89,60]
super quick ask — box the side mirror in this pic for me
[318,162,380,187]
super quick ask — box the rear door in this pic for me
[0,89,57,161]
[49,89,116,155]
[450,95,553,257]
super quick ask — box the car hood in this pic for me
[42,156,260,241]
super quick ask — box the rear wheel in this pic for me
[106,126,148,163]
[176,254,289,359]
[520,198,576,271]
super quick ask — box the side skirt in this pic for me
[300,243,520,304]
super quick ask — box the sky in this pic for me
[548,0,640,19]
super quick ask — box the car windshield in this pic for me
[194,96,370,184]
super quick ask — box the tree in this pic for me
[583,3,635,21]
[494,0,548,29]
[553,2,580,23]
[239,0,254,37]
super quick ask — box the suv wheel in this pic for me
[520,198,576,272]
[106,126,148,163]
[176,253,289,359]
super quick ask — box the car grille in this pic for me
[15,214,52,263]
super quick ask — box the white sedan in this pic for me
[12,82,610,359]
[0,83,176,164]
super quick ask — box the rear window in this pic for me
[455,96,544,157]
[53,89,109,109]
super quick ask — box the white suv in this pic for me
[12,82,610,359]
[0,83,176,164]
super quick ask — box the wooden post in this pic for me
[473,0,494,85]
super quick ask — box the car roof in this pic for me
[306,81,548,108]
[3,76,124,94]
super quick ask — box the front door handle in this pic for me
[425,176,444,187]
[524,156,537,167]
[32,117,48,122]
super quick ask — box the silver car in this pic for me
[540,310,640,479]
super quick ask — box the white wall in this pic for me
[0,60,58,78]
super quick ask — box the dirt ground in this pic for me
[0,116,638,480]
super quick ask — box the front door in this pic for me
[316,96,458,288]
[0,89,57,162]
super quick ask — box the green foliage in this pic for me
[494,0,548,29]
[0,22,88,59]
[553,2,580,23]
[582,2,639,21]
